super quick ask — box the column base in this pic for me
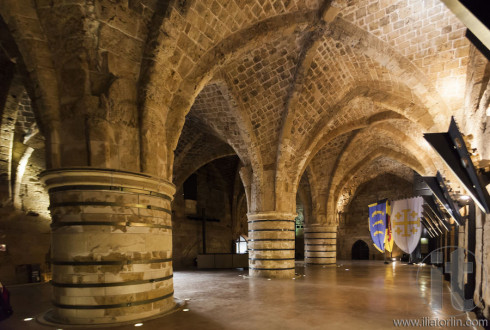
[247,212,297,279]
[38,299,185,327]
[304,225,337,266]
[40,168,176,325]
[249,268,296,279]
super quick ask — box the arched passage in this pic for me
[352,240,369,260]
[172,155,244,268]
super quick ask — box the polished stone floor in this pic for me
[1,261,485,329]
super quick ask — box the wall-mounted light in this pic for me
[0,244,6,252]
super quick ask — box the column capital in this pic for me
[247,211,297,221]
[40,167,176,198]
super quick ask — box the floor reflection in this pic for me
[2,260,484,329]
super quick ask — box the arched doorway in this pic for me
[352,240,369,260]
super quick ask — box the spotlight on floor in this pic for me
[183,309,190,312]
[184,298,191,301]
[134,323,143,327]
[345,269,350,271]
[23,318,34,322]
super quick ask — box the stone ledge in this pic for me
[247,211,297,221]
[40,167,176,198]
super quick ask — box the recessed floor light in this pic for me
[23,318,34,322]
[183,308,190,312]
[134,323,143,327]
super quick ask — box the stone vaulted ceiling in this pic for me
[170,0,471,216]
[0,0,474,218]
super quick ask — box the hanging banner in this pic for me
[384,201,394,253]
[368,200,388,253]
[391,197,423,254]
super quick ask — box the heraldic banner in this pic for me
[368,200,389,253]
[391,197,423,254]
[384,200,394,253]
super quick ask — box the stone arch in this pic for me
[327,17,451,128]
[329,123,435,182]
[351,240,369,260]
[140,9,317,177]
[185,80,257,169]
[292,107,415,191]
[0,74,24,204]
[0,12,60,168]
[140,3,452,211]
[338,163,414,214]
[173,149,236,188]
[329,150,424,224]
[277,10,454,199]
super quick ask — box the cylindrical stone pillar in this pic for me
[40,168,176,325]
[304,225,337,265]
[247,212,296,279]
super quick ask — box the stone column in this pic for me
[247,212,296,279]
[304,225,337,265]
[40,168,175,325]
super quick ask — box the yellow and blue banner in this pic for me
[368,200,389,253]
[384,201,394,253]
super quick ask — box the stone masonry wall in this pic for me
[172,160,237,268]
[0,85,50,284]
[338,173,413,260]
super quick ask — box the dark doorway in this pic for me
[352,240,369,260]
